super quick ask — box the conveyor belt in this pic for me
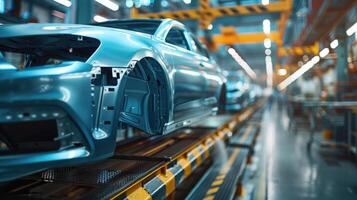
[0,100,264,200]
[186,123,259,200]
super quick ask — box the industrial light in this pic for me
[183,0,192,4]
[278,68,287,76]
[346,22,357,36]
[95,0,119,11]
[0,0,5,13]
[53,0,72,7]
[262,0,269,5]
[207,24,213,30]
[228,48,257,79]
[319,48,329,58]
[330,39,338,49]
[264,38,271,48]
[265,49,271,56]
[265,56,273,86]
[278,56,321,90]
[93,15,109,22]
[126,0,134,8]
[311,55,320,64]
[263,19,270,34]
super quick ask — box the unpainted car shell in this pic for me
[0,19,226,181]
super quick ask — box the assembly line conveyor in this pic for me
[0,100,264,200]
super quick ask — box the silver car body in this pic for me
[0,19,226,181]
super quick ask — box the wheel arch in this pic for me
[118,50,174,134]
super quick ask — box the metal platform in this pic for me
[0,100,265,200]
[186,123,259,200]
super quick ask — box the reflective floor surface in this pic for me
[259,101,357,200]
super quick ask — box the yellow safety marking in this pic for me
[157,170,176,197]
[206,187,220,195]
[125,186,152,200]
[211,179,224,186]
[220,149,241,174]
[191,147,202,165]
[240,124,253,142]
[201,143,210,159]
[203,195,215,200]
[215,174,226,180]
[177,157,192,177]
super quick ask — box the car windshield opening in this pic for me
[0,34,100,69]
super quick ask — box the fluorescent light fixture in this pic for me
[311,55,320,64]
[263,19,270,34]
[95,0,119,11]
[278,56,321,90]
[228,48,257,79]
[93,15,108,22]
[319,48,329,58]
[346,22,357,36]
[0,0,5,13]
[330,39,338,49]
[264,38,271,48]
[265,56,273,86]
[262,0,269,5]
[183,0,192,4]
[278,68,287,76]
[207,24,213,30]
[53,0,72,7]
[265,49,271,56]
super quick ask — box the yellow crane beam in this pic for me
[131,0,292,29]
[277,43,319,57]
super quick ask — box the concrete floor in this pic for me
[260,102,357,200]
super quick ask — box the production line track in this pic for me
[0,100,264,200]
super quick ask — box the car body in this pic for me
[248,84,263,104]
[224,71,251,111]
[0,19,226,181]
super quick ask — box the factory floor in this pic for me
[259,101,357,200]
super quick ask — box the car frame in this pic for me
[0,19,226,181]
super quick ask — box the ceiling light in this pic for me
[278,56,321,90]
[228,48,257,79]
[311,55,320,64]
[183,0,192,4]
[93,15,109,22]
[303,55,309,61]
[319,48,329,58]
[265,56,273,86]
[265,49,271,56]
[264,38,271,48]
[346,22,357,36]
[53,0,72,7]
[278,68,287,76]
[126,0,134,8]
[263,19,270,34]
[95,0,119,11]
[262,0,269,5]
[207,24,213,30]
[330,39,338,49]
[161,0,168,7]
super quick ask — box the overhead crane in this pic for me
[0,101,264,200]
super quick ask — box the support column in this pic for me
[334,24,348,100]
[66,0,93,24]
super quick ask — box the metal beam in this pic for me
[132,0,292,29]
[277,43,319,57]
